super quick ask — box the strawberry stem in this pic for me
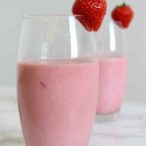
[117,2,127,8]
[121,2,126,7]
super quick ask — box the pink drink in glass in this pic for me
[97,56,127,114]
[18,59,99,146]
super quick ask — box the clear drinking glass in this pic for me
[94,20,128,122]
[17,15,99,146]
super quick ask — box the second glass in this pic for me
[94,20,128,122]
[17,15,99,146]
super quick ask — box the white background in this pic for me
[0,0,146,102]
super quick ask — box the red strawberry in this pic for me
[72,0,107,31]
[112,3,134,28]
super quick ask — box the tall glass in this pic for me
[17,15,99,146]
[94,20,128,122]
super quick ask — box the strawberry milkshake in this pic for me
[96,56,127,117]
[17,59,99,146]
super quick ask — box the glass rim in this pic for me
[23,14,84,20]
[102,18,125,26]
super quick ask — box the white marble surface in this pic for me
[90,103,146,146]
[0,88,146,146]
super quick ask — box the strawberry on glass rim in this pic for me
[72,0,107,32]
[112,2,134,28]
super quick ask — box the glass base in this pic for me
[0,132,24,146]
[95,111,120,123]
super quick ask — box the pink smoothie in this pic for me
[96,56,127,114]
[18,59,99,146]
